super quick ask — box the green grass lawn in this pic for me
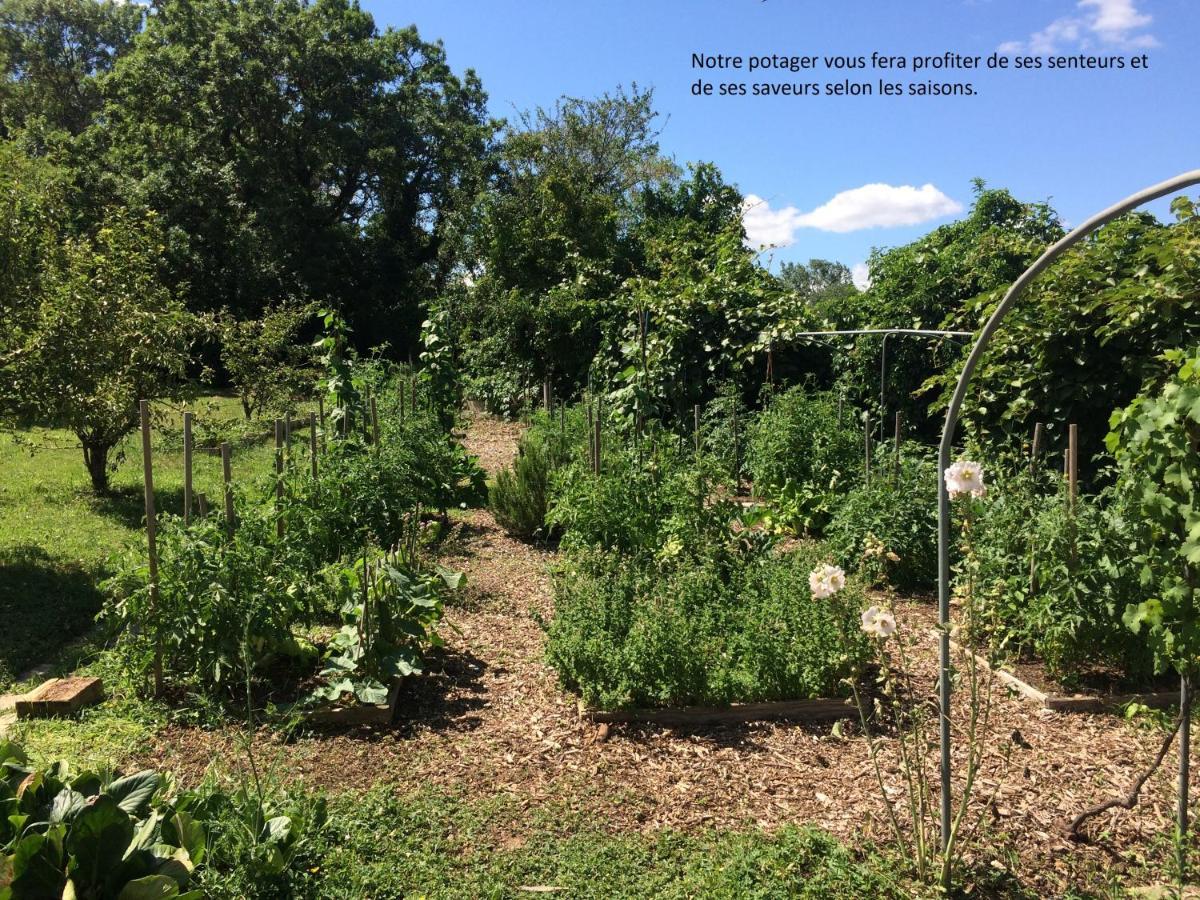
[0,395,308,689]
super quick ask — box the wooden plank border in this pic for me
[944,634,1180,714]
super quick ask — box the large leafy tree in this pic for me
[938,197,1200,466]
[0,0,143,139]
[459,86,676,399]
[102,0,494,352]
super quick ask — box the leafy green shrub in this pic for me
[546,541,871,709]
[0,740,208,898]
[746,387,862,532]
[967,468,1154,682]
[490,408,584,541]
[825,450,938,590]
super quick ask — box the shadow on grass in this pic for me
[88,486,187,531]
[0,545,104,686]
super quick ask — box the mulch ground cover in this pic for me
[136,415,1193,896]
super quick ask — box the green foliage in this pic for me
[825,449,938,591]
[490,407,586,541]
[0,207,196,492]
[310,543,456,707]
[543,441,870,709]
[218,299,319,421]
[1108,345,1200,674]
[546,540,871,710]
[968,467,1153,680]
[101,0,494,349]
[934,196,1200,470]
[0,740,206,899]
[0,141,65,325]
[745,387,862,532]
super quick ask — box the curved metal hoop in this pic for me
[936,170,1200,872]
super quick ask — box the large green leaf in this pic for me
[105,773,161,817]
[65,795,134,890]
[160,813,205,866]
[8,831,65,897]
[116,874,182,899]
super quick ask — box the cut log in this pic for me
[15,677,103,719]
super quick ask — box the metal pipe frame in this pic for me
[935,171,1200,888]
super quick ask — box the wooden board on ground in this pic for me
[946,636,1180,714]
[304,677,405,727]
[581,696,856,726]
[15,677,104,719]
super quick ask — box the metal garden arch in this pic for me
[935,170,1200,882]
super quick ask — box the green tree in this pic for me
[0,139,65,327]
[218,298,319,420]
[461,86,676,399]
[0,0,143,138]
[0,208,196,492]
[102,0,494,351]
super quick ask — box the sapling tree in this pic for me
[1,208,195,492]
[219,298,318,420]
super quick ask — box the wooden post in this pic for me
[1068,423,1078,510]
[543,376,551,412]
[139,401,163,696]
[221,442,234,535]
[197,492,208,518]
[370,396,379,447]
[1030,422,1044,475]
[318,396,326,450]
[864,414,872,487]
[309,412,318,479]
[284,413,292,466]
[183,411,193,526]
[694,403,701,454]
[274,419,284,538]
[893,411,902,485]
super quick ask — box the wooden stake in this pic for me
[1068,423,1078,510]
[197,492,208,518]
[370,396,379,447]
[593,418,602,475]
[285,413,292,465]
[318,396,326,450]
[183,411,193,526]
[694,403,701,454]
[221,442,234,535]
[309,412,318,479]
[864,414,872,487]
[893,411,902,485]
[139,401,163,696]
[274,419,284,538]
[1030,422,1044,475]
[543,376,551,412]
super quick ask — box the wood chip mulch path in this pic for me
[142,415,1192,895]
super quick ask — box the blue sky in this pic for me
[365,0,1197,284]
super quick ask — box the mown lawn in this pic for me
[0,395,303,689]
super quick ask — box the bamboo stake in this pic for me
[318,395,326,450]
[139,401,163,696]
[370,395,379,448]
[694,403,701,454]
[274,419,284,538]
[593,418,602,475]
[183,411,193,526]
[221,442,234,535]
[864,414,872,487]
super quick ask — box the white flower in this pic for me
[861,605,897,640]
[808,564,846,599]
[944,460,986,498]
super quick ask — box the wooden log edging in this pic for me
[943,633,1181,714]
[579,695,857,727]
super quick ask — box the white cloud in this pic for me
[741,184,961,248]
[851,262,871,291]
[795,183,963,234]
[741,195,805,249]
[1000,0,1157,54]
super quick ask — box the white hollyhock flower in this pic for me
[944,460,986,498]
[861,605,897,640]
[809,564,846,599]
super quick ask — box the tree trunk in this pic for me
[81,438,112,494]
